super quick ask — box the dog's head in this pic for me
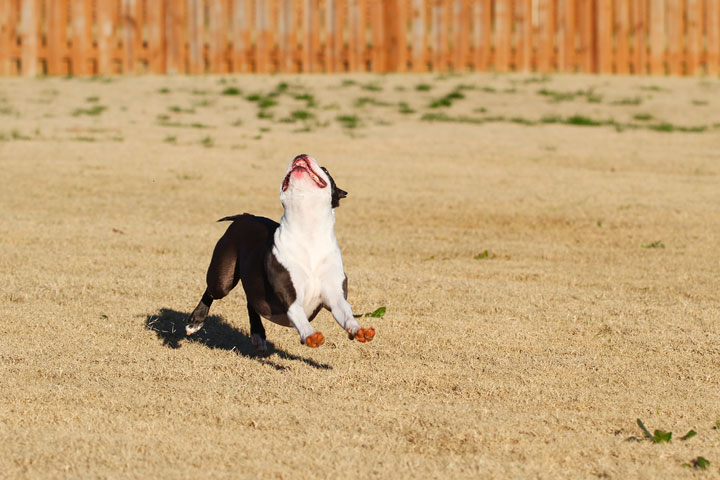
[280,154,347,209]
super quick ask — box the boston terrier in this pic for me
[185,154,375,353]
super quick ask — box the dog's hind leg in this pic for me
[247,304,267,353]
[186,230,240,336]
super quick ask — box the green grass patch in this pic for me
[290,110,314,121]
[72,105,107,117]
[168,105,195,114]
[354,97,391,107]
[361,83,382,92]
[221,87,242,96]
[157,87,171,94]
[692,99,709,106]
[612,96,643,106]
[86,96,99,103]
[683,457,710,470]
[336,114,360,129]
[200,136,214,148]
[641,240,665,249]
[415,83,433,91]
[633,113,653,121]
[565,115,604,126]
[353,307,386,318]
[429,89,465,108]
[164,135,177,143]
[398,102,415,114]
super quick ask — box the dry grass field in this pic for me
[1,72,719,479]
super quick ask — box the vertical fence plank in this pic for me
[687,0,702,74]
[347,0,364,70]
[20,0,39,75]
[666,0,682,74]
[256,0,271,72]
[97,0,116,75]
[335,0,346,71]
[0,0,9,75]
[370,0,384,71]
[278,0,296,72]
[537,0,555,72]
[325,0,337,71]
[649,0,664,74]
[577,0,594,72]
[631,0,646,73]
[708,0,719,75]
[231,0,250,72]
[122,0,141,73]
[410,0,426,71]
[517,0,532,71]
[473,0,490,70]
[47,0,68,75]
[451,0,468,71]
[614,0,629,73]
[558,0,575,71]
[187,0,204,73]
[396,0,408,71]
[71,0,91,75]
[495,0,511,71]
[166,0,186,73]
[209,0,227,72]
[597,0,612,73]
[147,0,166,73]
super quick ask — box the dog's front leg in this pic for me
[327,296,375,343]
[287,302,325,348]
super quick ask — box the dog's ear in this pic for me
[321,166,348,209]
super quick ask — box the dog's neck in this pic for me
[278,199,336,243]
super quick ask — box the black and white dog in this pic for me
[186,154,375,352]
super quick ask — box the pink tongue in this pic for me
[292,168,306,179]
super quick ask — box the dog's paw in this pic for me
[348,327,375,343]
[251,334,268,354]
[304,332,325,348]
[185,322,203,336]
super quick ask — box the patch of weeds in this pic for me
[157,87,171,94]
[415,83,433,91]
[511,117,536,126]
[257,110,274,119]
[72,136,96,142]
[633,113,653,121]
[429,89,465,108]
[336,114,360,129]
[353,307,386,318]
[341,79,357,87]
[683,457,710,470]
[636,419,671,443]
[538,88,575,102]
[193,98,215,108]
[456,84,477,91]
[692,99,708,106]
[221,87,242,96]
[86,96,99,103]
[258,97,278,109]
[259,127,271,133]
[646,122,706,133]
[354,97,391,107]
[290,110,314,121]
[681,430,697,441]
[474,250,489,260]
[639,85,666,92]
[0,106,16,115]
[157,121,211,129]
[246,93,262,102]
[200,136,214,148]
[157,114,171,122]
[398,102,415,114]
[523,75,551,84]
[473,107,487,114]
[481,86,497,93]
[565,115,604,126]
[163,135,177,143]
[190,89,209,95]
[294,93,316,107]
[168,105,195,114]
[231,118,243,127]
[361,83,382,92]
[541,115,562,124]
[323,103,340,110]
[641,240,665,249]
[612,96,643,106]
[72,105,107,116]
[421,112,486,124]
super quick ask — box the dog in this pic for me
[185,154,375,353]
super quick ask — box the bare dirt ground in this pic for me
[1,72,719,479]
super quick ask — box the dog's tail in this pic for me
[217,213,249,222]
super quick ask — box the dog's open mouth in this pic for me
[282,155,327,191]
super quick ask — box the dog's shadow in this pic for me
[144,308,331,371]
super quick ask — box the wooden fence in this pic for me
[1,0,719,76]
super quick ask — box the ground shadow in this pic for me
[144,308,332,371]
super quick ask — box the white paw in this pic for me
[185,323,203,336]
[251,334,267,353]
